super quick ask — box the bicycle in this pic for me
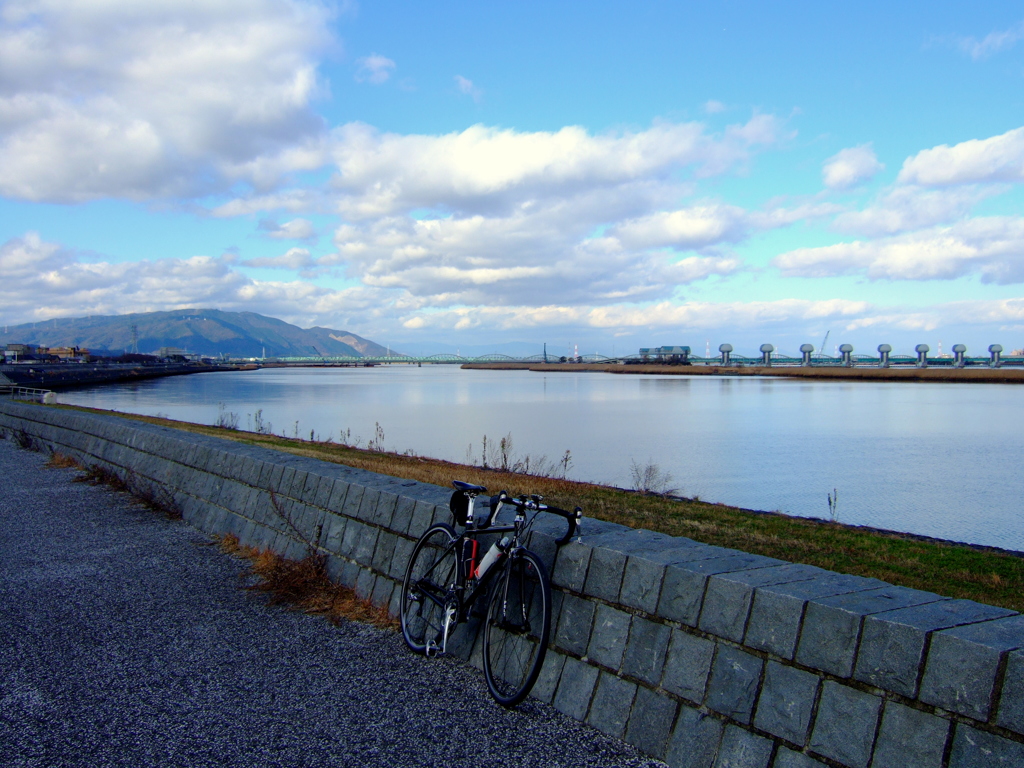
[400,480,581,706]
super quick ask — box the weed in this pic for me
[367,422,386,453]
[45,452,82,470]
[74,464,128,492]
[214,403,239,430]
[13,429,33,450]
[828,488,839,522]
[629,459,677,496]
[217,533,397,630]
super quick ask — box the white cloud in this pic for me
[822,144,884,190]
[355,54,396,84]
[956,21,1024,60]
[704,100,726,114]
[897,126,1024,187]
[326,116,787,219]
[259,218,317,240]
[0,0,333,202]
[773,217,1024,283]
[831,184,999,236]
[454,75,482,102]
[244,247,315,270]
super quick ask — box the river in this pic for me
[56,365,1023,551]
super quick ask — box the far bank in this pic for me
[462,361,1024,383]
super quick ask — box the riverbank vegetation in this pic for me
[56,405,1024,612]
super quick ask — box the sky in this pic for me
[3,1,1024,357]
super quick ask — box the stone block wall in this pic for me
[2,399,1023,768]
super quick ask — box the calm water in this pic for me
[58,366,1024,551]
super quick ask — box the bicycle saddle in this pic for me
[452,481,487,493]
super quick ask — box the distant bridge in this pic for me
[257,353,625,365]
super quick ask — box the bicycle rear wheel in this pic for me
[482,549,552,706]
[401,523,458,654]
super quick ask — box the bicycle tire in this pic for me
[401,522,459,654]
[481,549,552,706]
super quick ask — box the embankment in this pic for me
[463,362,1024,383]
[1,399,1022,767]
[0,362,219,389]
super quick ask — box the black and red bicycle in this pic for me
[400,481,580,706]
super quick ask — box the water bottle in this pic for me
[475,536,510,580]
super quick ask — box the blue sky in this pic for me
[3,1,1024,356]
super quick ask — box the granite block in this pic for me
[919,614,1024,720]
[871,701,949,768]
[808,681,881,768]
[772,748,826,768]
[660,553,783,629]
[407,500,436,539]
[713,725,773,768]
[371,531,398,574]
[326,480,350,515]
[661,629,714,703]
[357,487,380,522]
[997,649,1024,733]
[745,574,885,659]
[341,484,365,519]
[796,586,946,678]
[587,672,637,739]
[948,724,1024,767]
[705,646,763,725]
[552,541,591,592]
[665,706,723,768]
[699,564,822,644]
[392,496,417,535]
[585,546,628,603]
[389,536,415,581]
[587,604,632,670]
[621,617,672,686]
[530,651,566,705]
[553,656,599,721]
[374,491,399,528]
[352,524,380,566]
[854,599,1015,697]
[624,686,678,760]
[314,476,334,510]
[753,661,819,746]
[555,593,597,657]
[619,555,666,614]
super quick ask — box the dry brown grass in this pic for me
[53,404,1024,612]
[45,451,82,470]
[218,533,398,630]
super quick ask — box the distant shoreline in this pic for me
[461,361,1024,383]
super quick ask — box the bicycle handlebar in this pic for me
[492,491,581,546]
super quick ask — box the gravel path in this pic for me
[0,437,662,768]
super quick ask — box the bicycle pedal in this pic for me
[425,639,441,658]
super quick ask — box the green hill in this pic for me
[0,310,393,358]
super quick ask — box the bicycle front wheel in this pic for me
[401,523,458,654]
[482,549,552,706]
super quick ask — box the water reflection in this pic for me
[57,366,1024,551]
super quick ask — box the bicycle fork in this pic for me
[426,600,458,658]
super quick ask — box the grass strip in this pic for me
[52,404,1024,612]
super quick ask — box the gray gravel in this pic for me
[0,437,663,768]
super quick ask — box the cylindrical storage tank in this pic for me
[759,343,774,366]
[800,343,814,366]
[989,343,1003,368]
[952,343,967,368]
[839,343,854,367]
[719,343,733,366]
[915,343,930,368]
[877,343,892,368]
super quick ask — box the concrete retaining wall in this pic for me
[2,399,1023,768]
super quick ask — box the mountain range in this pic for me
[0,309,392,358]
